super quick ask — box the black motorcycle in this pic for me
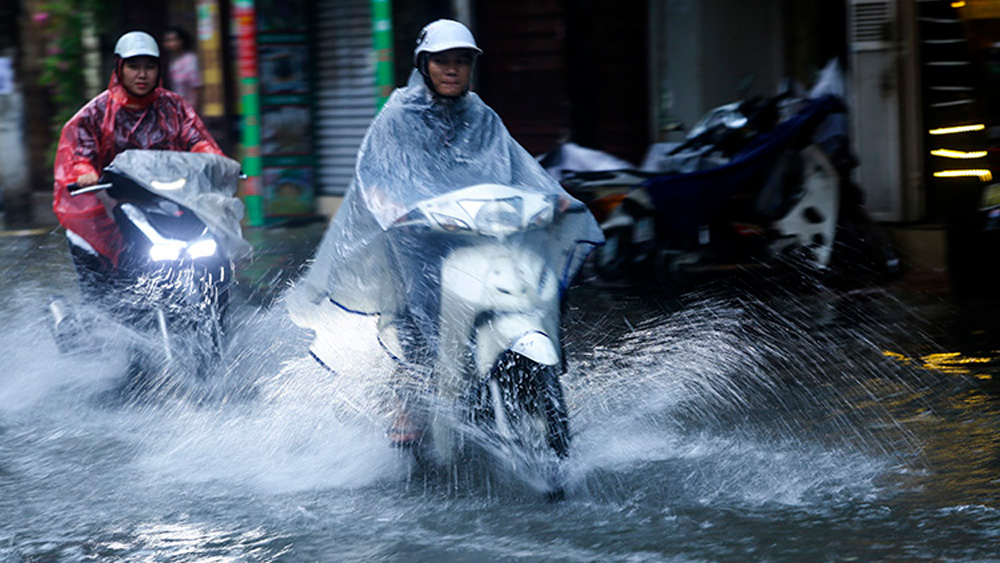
[51,150,249,383]
[560,92,899,288]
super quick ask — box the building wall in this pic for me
[654,0,785,142]
[475,0,649,162]
[1,0,30,227]
[313,0,375,197]
[392,0,452,88]
[475,0,572,156]
[566,0,649,164]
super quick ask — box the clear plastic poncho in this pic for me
[53,67,222,262]
[295,70,603,332]
[102,150,251,260]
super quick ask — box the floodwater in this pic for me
[1,225,999,562]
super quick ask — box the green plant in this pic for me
[33,0,113,164]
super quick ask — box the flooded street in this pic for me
[2,225,999,562]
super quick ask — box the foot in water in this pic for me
[387,408,423,447]
[48,296,87,355]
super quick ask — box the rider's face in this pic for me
[427,49,473,97]
[120,56,159,97]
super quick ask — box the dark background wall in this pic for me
[475,0,649,163]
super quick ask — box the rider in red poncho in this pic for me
[52,31,222,293]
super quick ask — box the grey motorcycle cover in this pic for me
[296,70,603,317]
[103,150,251,260]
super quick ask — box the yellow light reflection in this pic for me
[952,1,966,7]
[933,169,993,181]
[929,124,986,135]
[884,349,995,380]
[921,352,991,375]
[930,148,988,159]
[882,350,909,362]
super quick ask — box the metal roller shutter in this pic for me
[314,0,376,196]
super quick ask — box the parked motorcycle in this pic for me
[558,90,899,287]
[51,150,249,383]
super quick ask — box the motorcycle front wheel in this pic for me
[483,351,571,460]
[146,275,231,381]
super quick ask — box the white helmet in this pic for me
[114,31,160,60]
[413,19,481,65]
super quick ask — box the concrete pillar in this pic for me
[0,49,32,229]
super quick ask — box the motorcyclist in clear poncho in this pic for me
[296,20,603,444]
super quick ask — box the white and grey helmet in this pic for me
[413,19,481,73]
[114,31,160,60]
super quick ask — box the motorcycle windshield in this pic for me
[293,70,603,320]
[103,150,251,260]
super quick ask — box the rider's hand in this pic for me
[557,195,573,212]
[76,172,99,187]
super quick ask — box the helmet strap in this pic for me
[416,53,430,79]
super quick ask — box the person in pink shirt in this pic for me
[163,27,203,113]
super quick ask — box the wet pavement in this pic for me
[2,218,1000,561]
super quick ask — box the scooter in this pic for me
[51,150,249,382]
[308,183,576,497]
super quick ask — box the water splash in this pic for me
[556,282,935,506]
[131,303,409,494]
[0,248,940,511]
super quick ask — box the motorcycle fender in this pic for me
[436,245,559,399]
[634,217,656,243]
[510,331,561,366]
[474,314,560,377]
[773,144,840,267]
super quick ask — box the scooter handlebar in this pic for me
[67,182,113,196]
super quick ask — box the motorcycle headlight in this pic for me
[150,178,187,191]
[528,205,554,229]
[475,199,522,238]
[430,213,472,233]
[393,208,433,229]
[149,242,184,261]
[186,238,219,259]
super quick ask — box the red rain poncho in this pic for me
[53,68,222,262]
